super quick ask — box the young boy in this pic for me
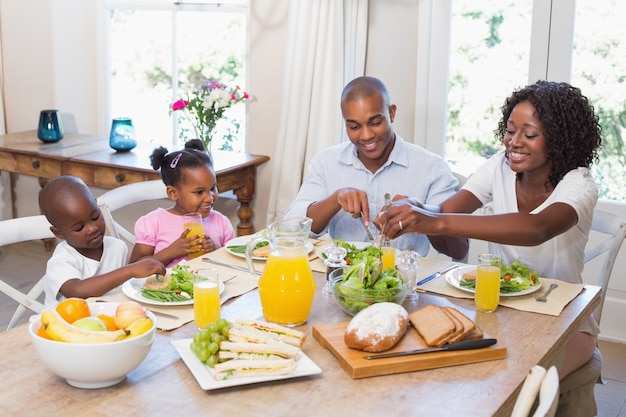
[39,175,165,308]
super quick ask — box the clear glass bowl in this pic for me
[328,268,410,316]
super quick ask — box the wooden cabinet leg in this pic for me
[38,177,55,251]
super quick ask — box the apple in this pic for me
[73,316,107,331]
[115,301,146,329]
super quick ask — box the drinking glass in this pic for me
[397,248,420,301]
[380,238,396,271]
[474,254,501,313]
[183,212,206,259]
[193,268,220,329]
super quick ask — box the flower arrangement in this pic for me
[172,79,249,152]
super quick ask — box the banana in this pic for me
[41,310,128,343]
[124,317,153,339]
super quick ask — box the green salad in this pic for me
[321,238,382,265]
[459,259,539,293]
[332,252,406,315]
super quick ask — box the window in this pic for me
[436,0,624,201]
[106,0,249,152]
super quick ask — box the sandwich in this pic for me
[228,318,306,347]
[218,341,301,361]
[213,358,297,381]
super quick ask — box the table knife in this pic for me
[415,264,459,286]
[364,338,497,359]
[202,258,261,275]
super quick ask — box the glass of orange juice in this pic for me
[474,254,501,313]
[183,212,206,259]
[193,268,220,329]
[380,238,396,271]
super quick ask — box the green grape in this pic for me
[221,325,231,338]
[215,318,229,331]
[206,354,219,368]
[210,332,223,344]
[206,323,219,333]
[198,349,211,363]
[208,341,219,354]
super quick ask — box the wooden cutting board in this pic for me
[312,321,507,379]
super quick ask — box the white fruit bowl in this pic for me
[28,302,156,389]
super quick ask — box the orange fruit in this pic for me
[55,298,91,324]
[97,314,119,331]
[37,324,51,339]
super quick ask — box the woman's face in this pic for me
[169,165,218,217]
[504,101,551,175]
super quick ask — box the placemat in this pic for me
[416,263,584,316]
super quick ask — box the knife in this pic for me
[415,264,459,286]
[202,258,261,275]
[363,338,497,360]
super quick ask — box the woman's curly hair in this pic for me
[495,80,602,187]
[150,139,214,187]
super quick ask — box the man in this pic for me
[285,76,468,259]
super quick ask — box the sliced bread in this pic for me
[443,307,476,343]
[409,305,456,347]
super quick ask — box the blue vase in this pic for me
[37,110,64,143]
[109,117,137,152]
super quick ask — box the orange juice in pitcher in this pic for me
[246,217,316,326]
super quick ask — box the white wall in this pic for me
[1,0,625,342]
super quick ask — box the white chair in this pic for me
[557,208,626,417]
[96,180,168,246]
[0,215,55,330]
[512,365,559,417]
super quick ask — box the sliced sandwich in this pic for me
[213,358,297,381]
[218,341,301,361]
[229,318,306,347]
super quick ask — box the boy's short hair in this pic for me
[39,176,95,226]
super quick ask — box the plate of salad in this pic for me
[445,260,542,297]
[225,235,314,261]
[122,265,225,306]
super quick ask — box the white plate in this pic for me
[171,338,322,390]
[445,265,543,297]
[316,241,369,260]
[122,277,225,306]
[225,235,314,261]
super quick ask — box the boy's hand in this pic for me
[131,258,166,278]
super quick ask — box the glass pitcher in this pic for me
[246,217,316,326]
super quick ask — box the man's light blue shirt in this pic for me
[284,136,458,256]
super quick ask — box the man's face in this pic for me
[341,94,396,168]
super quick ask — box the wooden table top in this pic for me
[0,263,600,417]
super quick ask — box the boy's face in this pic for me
[50,194,106,254]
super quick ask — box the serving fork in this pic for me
[535,283,558,302]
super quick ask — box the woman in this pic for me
[376,80,602,379]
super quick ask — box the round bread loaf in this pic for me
[344,302,409,352]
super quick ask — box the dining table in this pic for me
[0,252,600,417]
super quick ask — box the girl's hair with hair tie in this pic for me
[150,139,214,187]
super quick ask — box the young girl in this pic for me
[130,139,235,267]
[376,80,602,379]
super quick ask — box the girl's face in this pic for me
[169,165,218,217]
[504,101,551,176]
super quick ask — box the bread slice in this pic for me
[439,307,464,345]
[443,307,476,343]
[409,305,456,347]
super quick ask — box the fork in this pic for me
[535,283,558,302]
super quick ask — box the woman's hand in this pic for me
[373,198,438,239]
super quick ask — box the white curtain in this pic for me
[265,0,368,225]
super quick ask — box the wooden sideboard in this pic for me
[0,131,269,236]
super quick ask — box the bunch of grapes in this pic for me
[189,318,231,367]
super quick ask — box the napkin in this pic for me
[416,260,585,316]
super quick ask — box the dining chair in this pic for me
[96,180,168,246]
[0,215,55,330]
[511,365,559,417]
[557,208,626,417]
